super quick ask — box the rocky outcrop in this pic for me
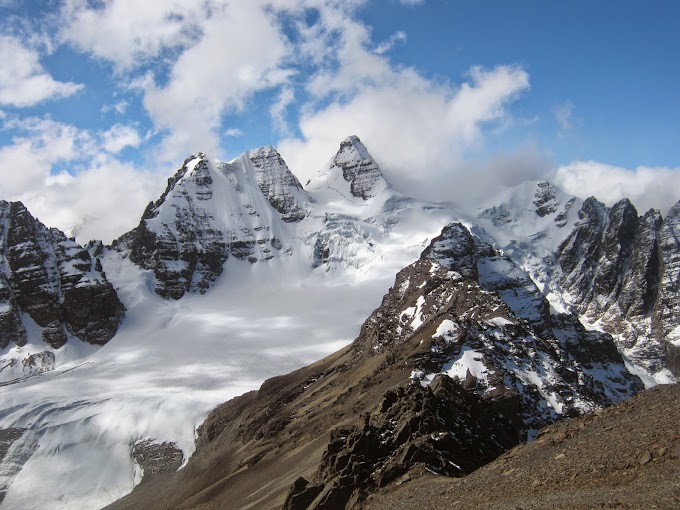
[114,151,303,299]
[250,146,306,222]
[557,197,680,377]
[329,136,387,200]
[533,180,560,217]
[132,439,184,482]
[0,201,124,349]
[284,375,519,510]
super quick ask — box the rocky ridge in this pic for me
[476,180,680,381]
[557,196,680,377]
[106,221,643,510]
[361,383,680,510]
[0,201,124,352]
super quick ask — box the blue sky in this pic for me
[0,0,679,242]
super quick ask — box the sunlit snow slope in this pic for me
[0,137,460,509]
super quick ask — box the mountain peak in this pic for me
[329,135,388,200]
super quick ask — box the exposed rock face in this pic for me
[132,439,184,482]
[330,136,386,200]
[557,197,680,377]
[114,151,303,299]
[115,154,229,300]
[532,180,560,217]
[284,375,519,510]
[0,201,124,349]
[655,200,680,373]
[250,146,306,222]
[357,222,641,429]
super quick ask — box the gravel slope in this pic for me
[361,383,680,510]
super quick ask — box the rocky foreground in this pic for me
[362,383,680,510]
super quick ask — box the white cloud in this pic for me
[59,0,206,70]
[0,116,93,196]
[279,64,530,202]
[374,31,407,55]
[554,161,680,214]
[224,128,244,137]
[399,0,425,5]
[0,116,164,242]
[142,1,293,162]
[101,124,141,153]
[20,158,165,244]
[0,35,83,107]
[270,87,295,134]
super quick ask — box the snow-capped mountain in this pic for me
[474,181,680,383]
[0,201,124,381]
[111,135,456,299]
[0,136,677,510]
[113,148,308,299]
[106,221,642,510]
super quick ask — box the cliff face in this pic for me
[557,197,680,377]
[0,201,124,349]
[113,150,306,299]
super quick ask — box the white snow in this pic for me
[432,319,459,340]
[486,317,515,327]
[441,346,489,385]
[410,295,426,330]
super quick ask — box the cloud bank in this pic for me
[554,161,680,214]
[0,0,677,244]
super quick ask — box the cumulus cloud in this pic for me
[0,115,164,242]
[59,0,206,70]
[21,158,165,243]
[101,124,142,153]
[0,116,93,196]
[279,64,530,202]
[142,1,293,162]
[554,161,680,215]
[0,35,83,107]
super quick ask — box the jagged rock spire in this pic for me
[328,135,388,200]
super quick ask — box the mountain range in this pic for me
[0,136,678,509]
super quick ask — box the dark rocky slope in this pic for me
[106,222,641,510]
[0,201,124,350]
[362,383,680,510]
[557,197,680,376]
